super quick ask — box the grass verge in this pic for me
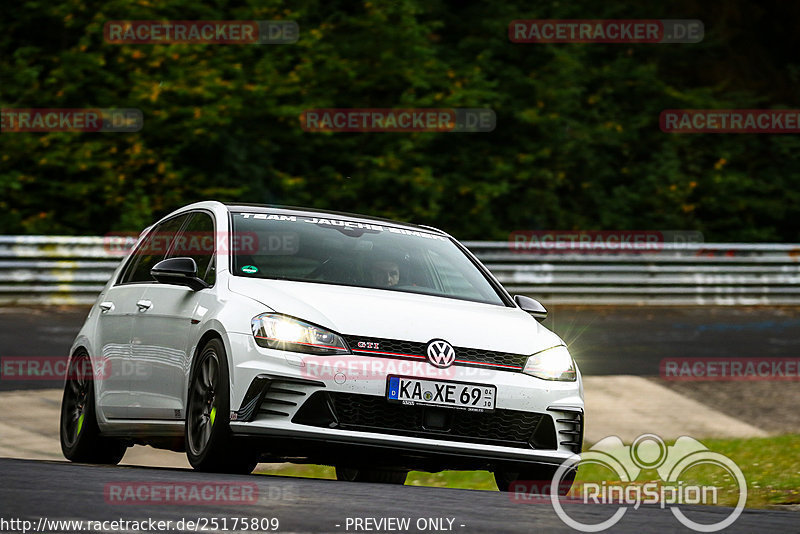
[254,434,800,509]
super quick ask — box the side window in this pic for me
[119,214,191,284]
[168,211,216,286]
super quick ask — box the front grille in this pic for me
[340,335,529,371]
[293,392,556,450]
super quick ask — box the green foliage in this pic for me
[576,434,800,509]
[2,0,799,240]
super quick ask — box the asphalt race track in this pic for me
[1,458,797,533]
[1,305,799,532]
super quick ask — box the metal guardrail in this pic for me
[1,236,799,306]
[466,241,800,305]
[0,236,119,305]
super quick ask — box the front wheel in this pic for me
[60,351,126,464]
[185,339,258,474]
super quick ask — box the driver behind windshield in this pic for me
[368,259,400,288]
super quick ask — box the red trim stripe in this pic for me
[454,358,521,369]
[353,349,426,359]
[352,349,522,370]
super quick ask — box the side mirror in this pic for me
[514,295,547,322]
[151,257,209,291]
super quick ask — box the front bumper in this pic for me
[227,332,584,471]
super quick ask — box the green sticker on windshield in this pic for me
[241,265,258,274]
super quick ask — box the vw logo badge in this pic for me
[426,339,456,368]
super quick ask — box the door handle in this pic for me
[99,301,115,312]
[136,300,153,311]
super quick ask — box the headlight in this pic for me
[523,345,576,381]
[251,313,350,355]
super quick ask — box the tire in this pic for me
[494,464,576,495]
[185,338,258,474]
[60,351,126,464]
[335,466,408,484]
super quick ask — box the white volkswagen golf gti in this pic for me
[60,201,584,489]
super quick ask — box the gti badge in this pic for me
[426,339,456,368]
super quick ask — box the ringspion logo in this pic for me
[548,434,746,532]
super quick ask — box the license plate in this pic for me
[386,376,496,412]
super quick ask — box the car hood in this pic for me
[228,277,563,355]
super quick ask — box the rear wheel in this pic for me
[185,338,258,474]
[494,464,576,495]
[335,466,408,484]
[60,351,126,464]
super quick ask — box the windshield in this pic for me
[230,212,505,306]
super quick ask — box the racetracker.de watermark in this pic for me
[509,230,703,254]
[104,482,263,505]
[1,108,142,132]
[104,21,298,44]
[509,19,703,43]
[661,358,800,381]
[103,231,272,257]
[660,109,800,133]
[0,357,151,382]
[300,109,496,132]
[295,355,496,382]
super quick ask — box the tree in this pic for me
[2,0,799,241]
